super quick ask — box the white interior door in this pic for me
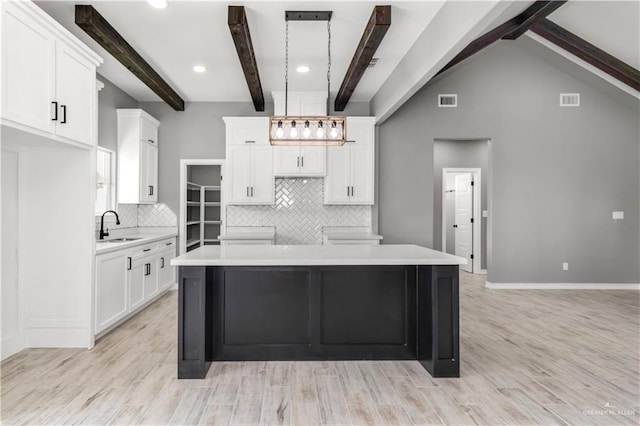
[454,173,473,273]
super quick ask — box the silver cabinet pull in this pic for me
[251,187,254,197]
[347,186,350,197]
[161,257,165,268]
[165,242,173,246]
[351,186,354,197]
[301,156,304,167]
[297,156,300,167]
[245,140,255,144]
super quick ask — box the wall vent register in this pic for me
[438,94,458,107]
[560,93,580,107]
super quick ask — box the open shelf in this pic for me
[182,162,224,254]
[186,239,200,248]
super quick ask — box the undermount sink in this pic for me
[102,237,142,243]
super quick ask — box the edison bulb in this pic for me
[276,127,284,138]
[303,127,311,138]
[330,127,338,138]
[290,126,298,138]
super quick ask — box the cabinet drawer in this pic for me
[128,242,159,259]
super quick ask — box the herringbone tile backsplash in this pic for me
[226,178,371,245]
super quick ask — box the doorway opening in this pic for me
[433,138,489,275]
[442,168,481,273]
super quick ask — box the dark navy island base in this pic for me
[177,264,459,379]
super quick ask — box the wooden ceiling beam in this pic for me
[531,18,640,91]
[334,5,391,112]
[228,6,265,112]
[502,1,567,40]
[438,0,566,76]
[75,5,184,111]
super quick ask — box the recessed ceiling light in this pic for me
[193,65,206,73]
[147,0,167,9]
[296,65,310,74]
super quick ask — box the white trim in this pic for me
[442,168,482,273]
[486,281,640,290]
[525,32,640,100]
[479,269,487,275]
[96,80,105,92]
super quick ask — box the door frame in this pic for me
[179,159,225,255]
[442,168,482,273]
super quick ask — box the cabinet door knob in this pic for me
[51,101,58,121]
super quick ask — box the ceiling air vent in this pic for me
[560,93,580,107]
[438,94,457,108]
[368,58,379,68]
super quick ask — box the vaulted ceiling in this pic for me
[36,1,639,120]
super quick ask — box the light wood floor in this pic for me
[1,272,639,425]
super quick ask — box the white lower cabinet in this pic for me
[95,237,176,335]
[158,249,176,290]
[128,258,146,312]
[95,250,129,333]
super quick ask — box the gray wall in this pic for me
[139,101,370,217]
[378,37,639,284]
[434,139,489,269]
[97,74,138,151]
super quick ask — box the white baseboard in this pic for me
[25,319,89,348]
[478,269,487,275]
[2,334,25,361]
[485,281,640,290]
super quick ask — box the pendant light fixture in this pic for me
[269,11,346,146]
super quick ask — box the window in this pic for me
[95,147,116,215]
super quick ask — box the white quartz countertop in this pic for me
[96,230,177,255]
[171,244,466,266]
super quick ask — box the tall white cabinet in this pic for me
[324,117,375,205]
[117,109,160,204]
[1,0,102,356]
[224,117,274,205]
[1,1,100,147]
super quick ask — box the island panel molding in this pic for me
[173,244,465,379]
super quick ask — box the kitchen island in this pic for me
[171,244,465,379]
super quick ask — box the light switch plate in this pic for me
[613,211,624,220]
[482,210,488,218]
[562,262,569,271]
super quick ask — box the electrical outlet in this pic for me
[562,262,569,271]
[613,211,624,220]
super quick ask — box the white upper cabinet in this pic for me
[324,117,375,205]
[117,109,160,204]
[272,92,326,116]
[224,117,274,205]
[0,1,102,146]
[274,145,326,177]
